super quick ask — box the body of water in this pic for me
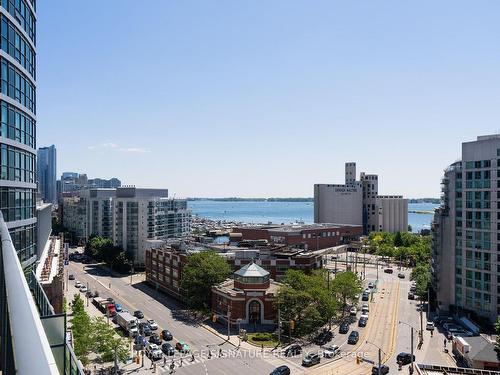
[188,200,437,233]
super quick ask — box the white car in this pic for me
[349,307,357,316]
[426,321,435,331]
[147,319,158,330]
[79,285,88,293]
[145,343,163,360]
[75,281,82,288]
[368,282,374,289]
[323,344,340,358]
[364,288,371,294]
[360,313,369,320]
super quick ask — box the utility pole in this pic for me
[86,282,89,306]
[376,257,379,282]
[420,306,424,345]
[410,327,414,373]
[378,347,382,375]
[427,288,431,317]
[363,245,366,280]
[277,306,281,344]
[113,345,118,375]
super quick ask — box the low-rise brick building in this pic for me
[211,262,280,326]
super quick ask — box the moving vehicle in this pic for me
[349,307,357,316]
[147,319,158,330]
[398,273,405,279]
[176,341,190,353]
[314,330,333,346]
[358,316,368,327]
[323,345,340,358]
[134,310,144,319]
[270,366,291,375]
[79,285,88,293]
[145,343,163,361]
[339,323,350,334]
[302,353,321,367]
[149,333,162,345]
[161,343,175,356]
[372,365,390,374]
[348,331,360,344]
[384,268,394,274]
[116,312,139,337]
[69,274,75,280]
[283,344,301,357]
[161,329,173,341]
[426,321,435,331]
[396,352,415,365]
[75,281,82,288]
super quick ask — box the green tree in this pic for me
[394,231,403,247]
[330,271,362,315]
[70,295,93,366]
[411,263,431,299]
[180,251,231,311]
[91,317,130,363]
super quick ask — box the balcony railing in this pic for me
[0,213,59,374]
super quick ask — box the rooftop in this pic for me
[234,262,269,278]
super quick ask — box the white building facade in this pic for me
[314,162,408,234]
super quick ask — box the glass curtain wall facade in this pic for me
[0,0,36,269]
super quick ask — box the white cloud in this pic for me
[87,143,150,153]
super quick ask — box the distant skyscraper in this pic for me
[37,145,57,204]
[0,1,37,268]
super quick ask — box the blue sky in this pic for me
[37,1,500,198]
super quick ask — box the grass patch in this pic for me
[247,332,279,348]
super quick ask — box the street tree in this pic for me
[91,317,129,363]
[411,263,431,299]
[180,251,231,311]
[330,271,362,315]
[70,295,93,366]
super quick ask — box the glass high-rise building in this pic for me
[0,0,37,268]
[37,145,57,204]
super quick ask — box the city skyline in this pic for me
[37,1,500,198]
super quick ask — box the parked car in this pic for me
[426,321,435,331]
[175,341,190,353]
[270,366,291,375]
[302,353,321,367]
[368,282,374,289]
[372,365,390,374]
[348,331,360,344]
[350,307,357,316]
[410,285,417,293]
[314,330,333,346]
[85,290,94,298]
[339,323,350,334]
[362,304,369,313]
[362,293,370,301]
[79,285,88,293]
[134,310,144,319]
[68,274,75,280]
[115,303,122,312]
[323,345,340,358]
[283,344,301,357]
[358,316,368,327]
[149,333,162,345]
[396,352,415,365]
[139,322,152,336]
[408,292,415,300]
[161,329,173,341]
[147,319,158,330]
[384,268,394,274]
[74,281,82,288]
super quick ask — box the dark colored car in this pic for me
[68,274,75,280]
[161,343,175,356]
[149,333,162,345]
[358,317,368,327]
[362,293,370,301]
[348,331,360,344]
[339,323,350,334]
[372,365,390,375]
[396,352,415,365]
[408,292,415,300]
[139,322,152,336]
[283,344,302,357]
[302,353,321,367]
[161,329,173,341]
[270,366,291,375]
[85,290,94,298]
[398,273,405,279]
[314,331,333,346]
[134,310,144,319]
[384,268,394,274]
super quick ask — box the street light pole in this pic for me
[399,320,418,372]
[378,347,382,375]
